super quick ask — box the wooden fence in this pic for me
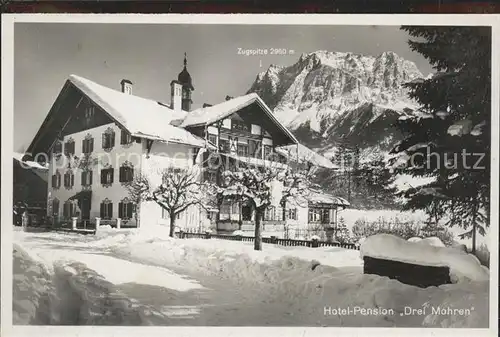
[178,231,359,250]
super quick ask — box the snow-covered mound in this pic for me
[360,234,489,283]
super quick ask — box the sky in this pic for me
[14,23,433,151]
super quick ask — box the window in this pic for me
[82,136,94,154]
[100,199,113,220]
[118,199,134,220]
[207,134,217,146]
[51,171,61,189]
[120,129,133,145]
[249,140,262,158]
[52,198,59,216]
[203,170,217,183]
[308,209,322,223]
[63,201,76,219]
[100,167,114,185]
[53,141,62,154]
[63,171,74,188]
[228,136,238,153]
[264,206,276,221]
[119,164,134,183]
[84,106,95,126]
[102,128,115,150]
[81,170,93,186]
[263,145,273,160]
[237,144,249,157]
[231,119,250,132]
[64,139,75,156]
[219,138,229,153]
[287,208,297,221]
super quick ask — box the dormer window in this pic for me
[82,134,94,154]
[64,138,75,156]
[102,128,115,150]
[120,129,133,145]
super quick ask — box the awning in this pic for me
[68,190,92,201]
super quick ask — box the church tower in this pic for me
[177,52,194,111]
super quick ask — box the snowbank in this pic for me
[360,234,489,282]
[407,236,445,247]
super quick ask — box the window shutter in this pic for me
[57,174,61,188]
[119,167,124,182]
[100,203,105,218]
[100,170,105,184]
[110,168,114,183]
[82,139,86,153]
[70,173,74,187]
[89,171,93,185]
[121,130,125,145]
[90,138,94,152]
[108,203,113,219]
[118,202,123,218]
[81,171,85,186]
[102,133,106,149]
[129,167,134,182]
[111,132,115,147]
[52,175,56,188]
[127,203,133,219]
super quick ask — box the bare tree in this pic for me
[128,167,211,237]
[126,172,151,227]
[217,167,277,251]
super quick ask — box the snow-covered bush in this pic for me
[351,216,455,246]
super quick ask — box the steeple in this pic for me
[177,52,194,111]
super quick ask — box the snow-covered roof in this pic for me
[69,75,206,147]
[179,92,298,144]
[307,190,350,207]
[13,152,48,170]
[275,143,337,169]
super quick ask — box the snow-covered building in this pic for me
[24,54,347,235]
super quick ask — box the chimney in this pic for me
[225,95,234,101]
[120,79,133,95]
[170,80,183,111]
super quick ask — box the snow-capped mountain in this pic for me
[247,50,426,161]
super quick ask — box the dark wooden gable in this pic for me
[221,101,296,147]
[26,81,115,159]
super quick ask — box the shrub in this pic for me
[350,215,455,246]
[471,244,490,268]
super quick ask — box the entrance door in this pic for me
[80,198,91,221]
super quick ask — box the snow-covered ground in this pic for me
[13,226,489,327]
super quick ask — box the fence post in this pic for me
[311,238,319,248]
[71,217,77,230]
[205,231,211,239]
[116,218,121,229]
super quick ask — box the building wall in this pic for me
[48,122,143,226]
[138,140,206,231]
